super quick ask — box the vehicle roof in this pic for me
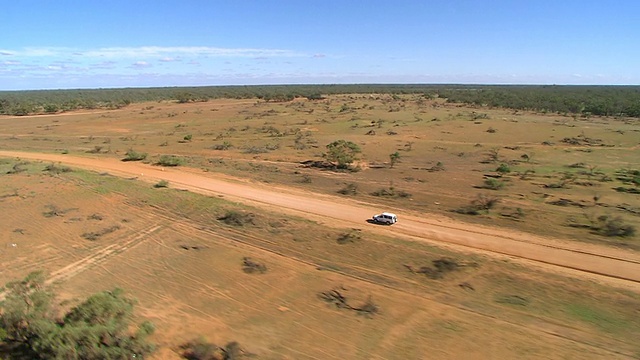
[380,212,397,217]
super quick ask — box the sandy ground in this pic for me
[3,150,639,292]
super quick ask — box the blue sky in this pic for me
[1,1,639,90]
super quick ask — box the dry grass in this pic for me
[1,96,637,247]
[1,96,640,358]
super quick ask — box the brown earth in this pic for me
[3,150,639,289]
[1,97,640,359]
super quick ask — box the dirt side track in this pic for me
[3,150,640,289]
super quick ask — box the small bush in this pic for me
[86,145,104,154]
[218,211,255,226]
[243,146,269,154]
[211,141,233,150]
[82,225,121,241]
[299,174,312,183]
[123,148,148,161]
[596,215,636,237]
[242,257,267,274]
[337,229,361,244]
[454,194,500,215]
[428,161,445,172]
[156,155,184,167]
[43,163,72,174]
[496,163,511,173]
[319,288,379,317]
[338,183,358,195]
[181,338,243,360]
[482,178,506,190]
[7,161,29,174]
[370,186,411,198]
[154,180,169,188]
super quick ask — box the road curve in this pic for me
[3,150,640,287]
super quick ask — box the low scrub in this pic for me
[242,257,267,274]
[82,225,121,241]
[156,155,184,167]
[181,338,244,360]
[154,179,169,188]
[337,183,358,195]
[370,186,411,198]
[404,257,476,279]
[594,215,636,237]
[319,287,379,318]
[479,178,506,190]
[43,163,72,174]
[454,194,500,215]
[123,148,148,161]
[570,213,636,238]
[6,161,29,174]
[337,229,362,244]
[218,210,256,226]
[211,141,233,150]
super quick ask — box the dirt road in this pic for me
[3,150,640,288]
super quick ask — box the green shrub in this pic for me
[482,178,506,190]
[123,148,148,161]
[496,163,511,173]
[154,180,169,188]
[156,155,184,167]
[596,215,636,237]
[0,273,155,359]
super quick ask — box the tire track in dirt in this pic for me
[134,204,637,358]
[46,224,161,285]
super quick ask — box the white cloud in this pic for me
[0,46,305,60]
[130,61,152,68]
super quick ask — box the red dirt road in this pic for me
[3,150,640,289]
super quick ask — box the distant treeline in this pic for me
[1,84,639,117]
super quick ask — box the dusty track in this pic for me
[3,150,640,289]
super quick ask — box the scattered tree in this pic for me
[389,152,401,168]
[323,140,361,169]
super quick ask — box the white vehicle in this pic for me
[372,212,398,225]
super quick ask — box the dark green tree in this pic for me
[324,140,361,169]
[0,272,155,359]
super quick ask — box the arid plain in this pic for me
[1,94,639,359]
